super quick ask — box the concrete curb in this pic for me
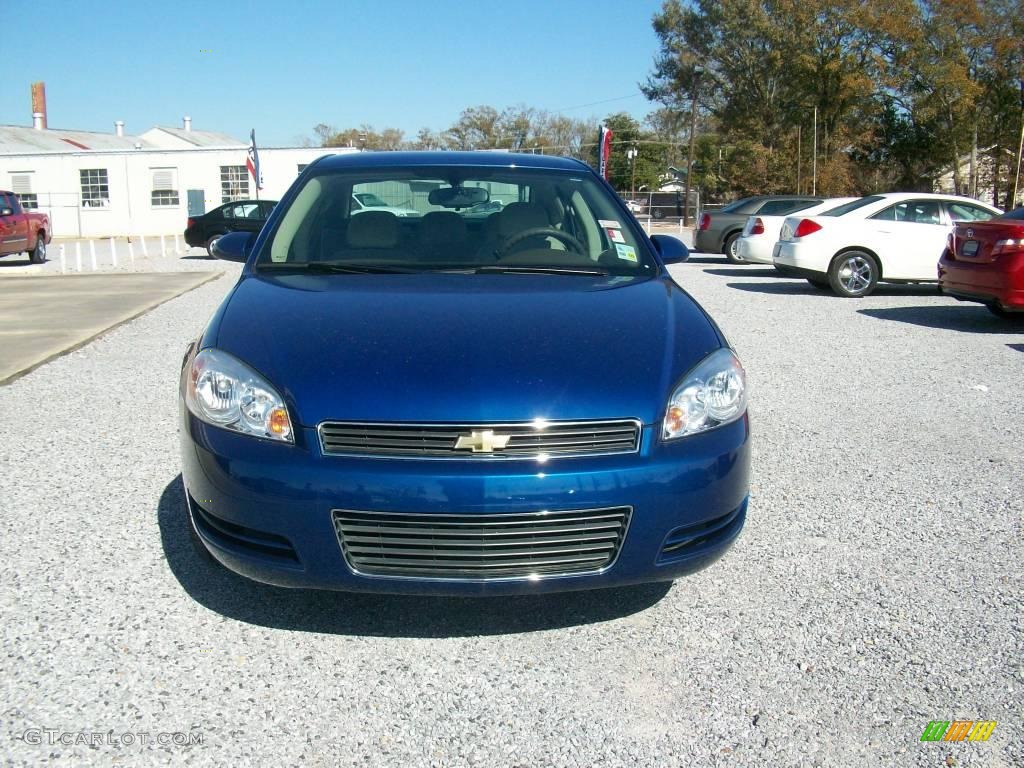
[0,271,224,386]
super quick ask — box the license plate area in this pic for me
[962,240,979,257]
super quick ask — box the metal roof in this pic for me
[143,126,246,147]
[0,123,247,155]
[0,125,152,154]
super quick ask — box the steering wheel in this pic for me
[497,227,585,257]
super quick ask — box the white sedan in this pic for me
[735,197,856,264]
[772,193,1002,296]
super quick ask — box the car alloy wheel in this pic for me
[724,233,743,263]
[205,235,222,257]
[29,236,47,264]
[829,251,878,297]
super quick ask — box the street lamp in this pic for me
[626,145,639,198]
[682,65,705,227]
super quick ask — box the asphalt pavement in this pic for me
[0,256,1020,766]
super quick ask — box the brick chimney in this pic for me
[30,82,47,129]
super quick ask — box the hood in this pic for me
[210,272,723,427]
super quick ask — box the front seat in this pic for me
[480,202,552,258]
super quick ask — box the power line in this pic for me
[551,93,645,112]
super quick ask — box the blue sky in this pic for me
[1,0,667,146]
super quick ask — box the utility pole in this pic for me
[812,106,818,196]
[796,124,802,194]
[627,145,638,198]
[683,65,704,227]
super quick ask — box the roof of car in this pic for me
[314,151,592,173]
[869,192,997,204]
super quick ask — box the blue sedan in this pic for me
[180,151,750,596]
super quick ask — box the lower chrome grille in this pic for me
[333,507,631,579]
[318,419,641,459]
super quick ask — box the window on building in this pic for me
[297,164,308,174]
[80,169,110,208]
[150,167,180,207]
[220,166,249,203]
[10,172,38,209]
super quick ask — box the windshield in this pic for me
[720,198,754,213]
[821,196,883,216]
[256,165,656,275]
[354,192,388,207]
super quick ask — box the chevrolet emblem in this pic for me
[454,429,511,453]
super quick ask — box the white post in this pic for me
[110,237,118,267]
[89,241,98,271]
[75,242,82,272]
[140,236,149,257]
[128,240,135,265]
[160,234,166,257]
[59,244,66,274]
[175,234,182,254]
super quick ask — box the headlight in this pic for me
[184,348,293,443]
[662,348,747,440]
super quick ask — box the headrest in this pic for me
[497,203,550,237]
[346,211,399,248]
[420,211,467,244]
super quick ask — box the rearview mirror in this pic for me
[428,186,489,208]
[651,234,689,264]
[211,231,253,262]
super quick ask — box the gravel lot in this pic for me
[1,255,1021,767]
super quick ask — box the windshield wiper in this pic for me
[257,262,417,274]
[473,265,610,276]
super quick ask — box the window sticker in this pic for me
[598,219,622,229]
[606,227,625,244]
[615,244,638,262]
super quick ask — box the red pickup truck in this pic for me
[0,191,51,263]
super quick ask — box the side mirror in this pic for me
[211,231,253,262]
[651,234,689,264]
[0,208,12,217]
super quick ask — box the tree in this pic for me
[588,113,661,192]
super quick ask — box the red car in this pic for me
[939,207,1024,319]
[0,191,50,263]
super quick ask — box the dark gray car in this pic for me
[695,195,822,262]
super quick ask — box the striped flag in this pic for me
[247,129,263,190]
[598,125,613,181]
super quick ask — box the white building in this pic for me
[0,117,355,238]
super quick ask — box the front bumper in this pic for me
[180,409,751,595]
[938,255,1024,310]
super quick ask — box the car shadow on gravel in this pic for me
[157,477,670,637]
[682,255,725,264]
[858,306,1023,333]
[703,268,779,278]
[725,281,940,297]
[1008,343,1024,352]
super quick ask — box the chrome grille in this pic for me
[333,507,631,579]
[318,419,641,459]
